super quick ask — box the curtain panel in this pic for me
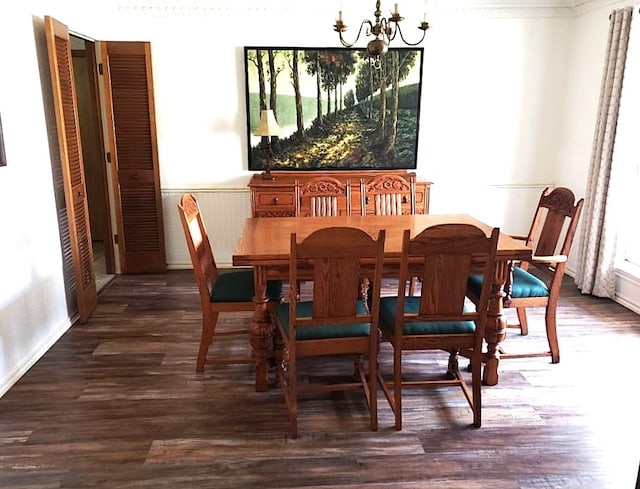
[575,7,634,298]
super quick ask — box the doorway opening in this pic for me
[71,33,115,292]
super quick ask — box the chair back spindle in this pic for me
[360,173,416,216]
[297,177,351,217]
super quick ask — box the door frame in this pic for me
[71,34,116,275]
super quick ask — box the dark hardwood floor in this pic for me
[1,271,639,488]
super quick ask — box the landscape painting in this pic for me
[244,46,424,172]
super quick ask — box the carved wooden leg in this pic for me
[250,266,273,392]
[545,298,560,364]
[482,261,509,386]
[360,277,371,312]
[445,351,458,380]
[196,311,217,373]
[516,307,529,335]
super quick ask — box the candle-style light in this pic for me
[333,0,429,59]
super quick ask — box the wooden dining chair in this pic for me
[178,193,282,372]
[467,186,584,364]
[296,176,351,217]
[360,173,416,216]
[360,173,418,295]
[274,226,385,438]
[379,224,500,430]
[295,176,353,296]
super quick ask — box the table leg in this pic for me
[482,260,510,386]
[250,266,273,392]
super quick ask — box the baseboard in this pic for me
[566,266,640,315]
[615,267,640,315]
[0,315,76,398]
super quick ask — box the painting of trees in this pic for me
[244,47,423,171]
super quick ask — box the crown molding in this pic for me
[113,0,626,18]
[431,0,623,18]
[571,0,636,16]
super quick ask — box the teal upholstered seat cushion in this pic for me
[379,296,475,335]
[509,267,550,298]
[210,269,282,303]
[468,267,549,299]
[276,301,370,340]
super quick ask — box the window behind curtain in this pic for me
[613,10,640,269]
[625,156,640,267]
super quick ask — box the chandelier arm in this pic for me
[386,19,398,42]
[337,20,375,48]
[394,24,428,47]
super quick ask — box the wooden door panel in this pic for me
[44,16,97,322]
[101,41,166,273]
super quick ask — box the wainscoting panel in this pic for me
[163,189,252,269]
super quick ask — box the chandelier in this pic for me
[333,1,429,58]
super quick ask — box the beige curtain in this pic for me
[575,7,633,298]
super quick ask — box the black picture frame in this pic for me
[244,46,424,172]
[0,113,6,167]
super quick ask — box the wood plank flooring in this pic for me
[1,271,639,488]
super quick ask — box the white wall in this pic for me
[420,8,573,232]
[0,0,634,396]
[43,1,581,247]
[0,7,72,396]
[60,2,577,229]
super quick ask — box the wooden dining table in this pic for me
[232,214,532,392]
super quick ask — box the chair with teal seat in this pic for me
[467,187,583,364]
[379,224,499,430]
[178,193,282,372]
[360,173,419,295]
[274,226,385,438]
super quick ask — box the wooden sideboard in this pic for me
[248,171,431,218]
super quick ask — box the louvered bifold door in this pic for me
[101,41,166,273]
[44,16,97,322]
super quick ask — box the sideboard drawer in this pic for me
[253,188,296,217]
[257,191,294,207]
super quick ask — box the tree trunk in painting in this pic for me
[268,50,279,145]
[268,50,277,113]
[378,58,387,137]
[386,51,400,158]
[368,63,374,119]
[256,49,267,111]
[315,54,322,123]
[292,50,304,137]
